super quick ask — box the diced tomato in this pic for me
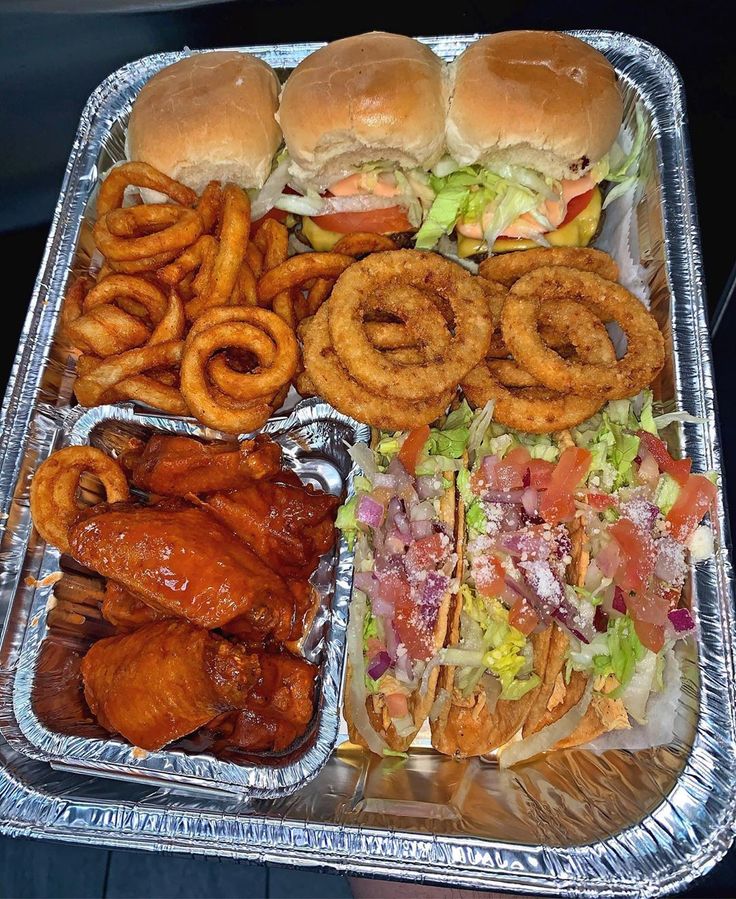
[311,206,413,234]
[509,598,539,636]
[474,555,506,598]
[625,590,670,626]
[559,189,594,228]
[405,533,447,572]
[609,519,656,594]
[397,425,430,477]
[252,206,288,232]
[539,447,592,524]
[586,492,617,511]
[393,595,434,661]
[633,619,665,653]
[666,473,717,541]
[495,446,531,490]
[384,692,410,718]
[637,431,692,486]
[527,458,555,490]
[375,567,409,609]
[366,637,386,658]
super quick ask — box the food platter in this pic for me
[0,31,734,898]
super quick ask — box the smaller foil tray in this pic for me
[3,398,369,797]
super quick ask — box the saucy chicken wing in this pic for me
[69,503,298,640]
[130,434,282,496]
[203,480,339,579]
[101,581,166,631]
[81,620,260,750]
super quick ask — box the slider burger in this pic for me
[127,50,283,225]
[275,32,447,250]
[416,31,639,258]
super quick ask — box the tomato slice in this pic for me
[252,206,288,232]
[633,619,665,653]
[474,555,506,598]
[311,206,413,234]
[384,692,410,718]
[405,533,447,572]
[586,492,617,511]
[397,425,430,477]
[509,598,539,636]
[559,189,594,228]
[393,595,434,661]
[527,458,555,490]
[666,473,717,541]
[637,431,692,486]
[609,519,656,594]
[495,446,531,490]
[539,447,592,524]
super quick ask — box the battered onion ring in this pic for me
[333,233,397,257]
[304,304,454,429]
[327,251,493,401]
[479,247,619,288]
[94,205,203,262]
[74,339,184,407]
[186,306,297,401]
[96,162,196,217]
[30,447,129,553]
[462,301,617,432]
[257,253,354,306]
[502,267,665,400]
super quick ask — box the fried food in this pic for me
[30,447,130,553]
[130,433,282,495]
[462,300,617,432]
[67,304,152,356]
[257,253,355,306]
[96,161,196,217]
[479,246,619,288]
[157,234,219,287]
[303,303,455,429]
[101,581,166,631]
[69,502,299,639]
[81,619,260,750]
[502,267,665,400]
[197,183,251,310]
[179,306,298,433]
[326,251,493,402]
[332,232,397,257]
[94,205,203,263]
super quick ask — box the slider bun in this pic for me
[128,51,282,192]
[447,31,623,180]
[278,32,448,188]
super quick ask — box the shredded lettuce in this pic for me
[603,103,647,210]
[569,615,645,693]
[654,472,681,514]
[456,468,474,506]
[465,499,488,538]
[426,402,472,459]
[376,434,401,459]
[573,399,642,490]
[467,401,495,462]
[337,496,358,549]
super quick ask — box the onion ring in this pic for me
[303,303,454,429]
[257,253,354,306]
[30,446,129,553]
[502,267,665,400]
[479,247,619,288]
[96,162,196,217]
[327,251,492,400]
[94,205,203,262]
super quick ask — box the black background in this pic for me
[0,2,734,896]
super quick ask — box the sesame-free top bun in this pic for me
[127,51,282,192]
[277,32,448,188]
[447,31,623,181]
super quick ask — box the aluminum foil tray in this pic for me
[0,31,734,897]
[3,398,368,797]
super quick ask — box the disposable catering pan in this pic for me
[0,31,735,897]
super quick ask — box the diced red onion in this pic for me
[484,488,525,504]
[482,454,500,482]
[504,575,548,619]
[668,607,695,633]
[552,603,591,644]
[416,475,443,499]
[597,539,621,579]
[367,651,392,680]
[410,500,435,522]
[395,650,413,682]
[373,473,397,490]
[521,487,539,518]
[498,531,550,561]
[382,615,399,660]
[594,606,609,633]
[654,537,686,584]
[421,571,449,617]
[371,594,394,618]
[612,586,627,614]
[387,457,411,488]
[500,506,524,532]
[356,494,384,528]
[353,571,376,596]
[392,511,411,539]
[384,532,407,555]
[411,519,434,540]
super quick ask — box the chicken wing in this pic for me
[130,433,282,496]
[210,650,317,753]
[203,480,339,579]
[81,620,260,750]
[69,503,298,640]
[101,581,166,632]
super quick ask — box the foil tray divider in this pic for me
[0,31,734,898]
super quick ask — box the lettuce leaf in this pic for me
[337,496,358,549]
[426,401,472,459]
[465,499,488,537]
[654,473,680,514]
